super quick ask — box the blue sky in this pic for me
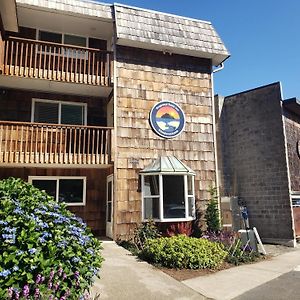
[99,0,300,99]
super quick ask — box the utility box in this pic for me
[238,229,258,252]
[220,196,242,231]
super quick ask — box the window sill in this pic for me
[143,217,195,223]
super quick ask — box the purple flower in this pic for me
[22,285,30,298]
[53,281,60,291]
[34,288,40,299]
[35,274,42,284]
[74,271,80,279]
[58,267,63,277]
[49,269,55,281]
[7,287,13,298]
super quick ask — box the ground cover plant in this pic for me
[0,178,103,299]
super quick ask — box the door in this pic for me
[106,175,113,238]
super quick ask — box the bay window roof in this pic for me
[140,156,195,175]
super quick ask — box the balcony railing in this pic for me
[0,37,113,86]
[0,121,113,166]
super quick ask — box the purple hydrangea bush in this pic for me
[0,178,103,299]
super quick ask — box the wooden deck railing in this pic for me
[0,37,113,86]
[0,121,113,166]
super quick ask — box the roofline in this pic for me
[224,81,281,99]
[113,2,212,25]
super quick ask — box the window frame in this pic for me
[141,173,195,222]
[28,176,86,206]
[37,30,88,48]
[31,98,87,125]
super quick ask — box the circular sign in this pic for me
[149,101,185,139]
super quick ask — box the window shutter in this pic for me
[61,104,84,125]
[34,102,59,124]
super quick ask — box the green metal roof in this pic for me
[140,156,195,175]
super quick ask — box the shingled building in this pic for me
[0,0,229,239]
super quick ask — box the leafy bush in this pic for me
[133,220,161,250]
[166,222,193,237]
[205,187,220,232]
[0,178,103,299]
[140,235,227,269]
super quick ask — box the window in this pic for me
[32,99,87,125]
[29,177,86,206]
[142,174,195,221]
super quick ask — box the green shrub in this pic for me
[140,235,227,269]
[0,178,103,299]
[205,186,220,232]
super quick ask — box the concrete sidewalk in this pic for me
[182,247,300,300]
[91,241,206,300]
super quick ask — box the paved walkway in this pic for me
[91,241,205,300]
[92,241,300,300]
[183,247,300,300]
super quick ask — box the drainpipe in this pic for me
[211,62,225,222]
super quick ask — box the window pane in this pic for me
[163,176,185,218]
[143,175,159,196]
[61,104,84,125]
[188,197,195,217]
[187,176,193,195]
[64,34,86,47]
[39,31,62,43]
[144,197,159,219]
[59,179,84,204]
[34,102,59,124]
[32,180,57,199]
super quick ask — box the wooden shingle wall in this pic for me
[115,46,215,238]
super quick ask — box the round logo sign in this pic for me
[149,101,185,139]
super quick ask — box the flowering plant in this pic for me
[0,178,103,299]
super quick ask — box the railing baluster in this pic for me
[96,129,100,164]
[24,42,28,77]
[19,42,24,77]
[83,128,86,164]
[29,43,33,77]
[100,129,104,164]
[25,125,29,163]
[20,126,24,163]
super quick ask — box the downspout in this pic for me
[211,63,224,221]
[112,5,118,240]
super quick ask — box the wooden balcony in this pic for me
[0,37,113,87]
[0,121,113,167]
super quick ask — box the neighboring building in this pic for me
[0,0,229,239]
[216,82,300,246]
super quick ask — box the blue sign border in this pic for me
[149,101,185,139]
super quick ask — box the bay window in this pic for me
[141,173,195,222]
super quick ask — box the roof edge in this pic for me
[224,82,281,99]
[113,2,211,25]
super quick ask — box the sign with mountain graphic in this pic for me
[149,101,185,138]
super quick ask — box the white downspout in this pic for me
[211,63,224,220]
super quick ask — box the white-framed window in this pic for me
[31,99,87,125]
[141,173,195,222]
[292,194,300,207]
[28,176,86,206]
